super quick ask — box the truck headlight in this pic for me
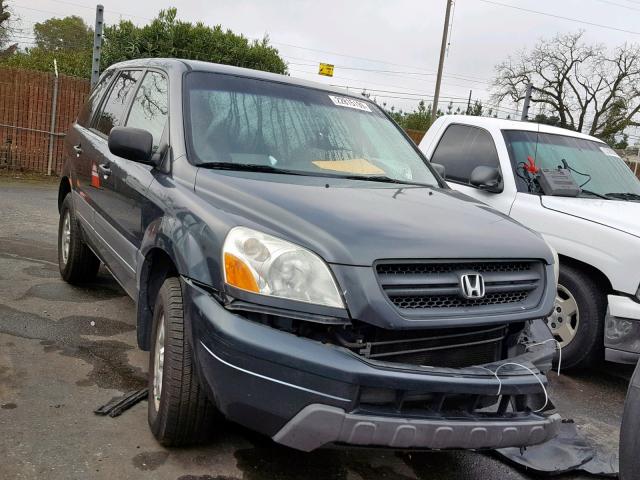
[222,226,344,308]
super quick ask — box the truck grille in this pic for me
[376,260,544,315]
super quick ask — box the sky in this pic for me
[10,0,640,120]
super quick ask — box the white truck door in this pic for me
[420,121,518,215]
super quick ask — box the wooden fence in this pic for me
[405,128,427,145]
[0,68,90,175]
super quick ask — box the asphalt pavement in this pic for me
[0,176,632,480]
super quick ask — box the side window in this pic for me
[125,71,169,151]
[94,70,142,136]
[76,70,115,127]
[431,124,500,184]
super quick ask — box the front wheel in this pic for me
[546,263,605,370]
[148,277,218,446]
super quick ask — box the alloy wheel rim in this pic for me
[153,316,165,411]
[547,284,580,347]
[61,212,71,265]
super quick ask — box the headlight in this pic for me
[222,227,344,308]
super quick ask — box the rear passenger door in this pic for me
[68,69,116,230]
[88,69,143,294]
[430,124,513,214]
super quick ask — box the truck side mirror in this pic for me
[108,127,155,165]
[470,166,503,193]
[431,162,446,178]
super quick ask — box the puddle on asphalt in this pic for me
[0,304,145,391]
[230,431,419,480]
[22,278,126,302]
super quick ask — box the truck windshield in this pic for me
[503,130,640,197]
[184,72,438,186]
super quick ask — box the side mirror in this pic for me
[108,127,154,164]
[431,162,446,178]
[470,165,503,193]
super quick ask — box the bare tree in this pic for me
[0,0,17,58]
[492,31,640,143]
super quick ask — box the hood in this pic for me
[195,171,553,266]
[541,196,640,238]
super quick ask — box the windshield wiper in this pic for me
[338,175,435,187]
[197,162,309,176]
[604,192,640,201]
[198,163,436,187]
[580,189,610,200]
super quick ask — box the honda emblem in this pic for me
[460,273,485,299]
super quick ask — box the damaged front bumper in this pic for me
[605,294,640,364]
[184,280,561,452]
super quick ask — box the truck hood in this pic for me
[541,196,640,238]
[195,171,554,266]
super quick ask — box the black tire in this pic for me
[148,277,217,446]
[550,263,606,370]
[58,194,100,284]
[620,363,640,480]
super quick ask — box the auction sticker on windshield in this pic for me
[328,95,372,112]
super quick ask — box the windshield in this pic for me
[503,130,640,197]
[184,72,438,185]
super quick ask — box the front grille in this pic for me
[376,259,544,315]
[354,324,507,368]
[377,261,533,275]
[393,291,530,309]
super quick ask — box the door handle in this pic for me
[98,162,112,178]
[73,144,83,156]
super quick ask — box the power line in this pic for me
[594,0,640,11]
[476,0,640,35]
[285,60,491,85]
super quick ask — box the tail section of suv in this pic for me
[58,58,560,451]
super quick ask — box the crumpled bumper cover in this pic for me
[184,279,559,451]
[274,404,562,452]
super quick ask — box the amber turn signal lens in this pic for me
[224,252,259,292]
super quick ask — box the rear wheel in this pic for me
[58,194,100,284]
[546,263,605,370]
[148,277,217,446]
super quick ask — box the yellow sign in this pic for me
[319,63,334,77]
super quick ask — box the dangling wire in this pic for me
[481,362,550,413]
[525,338,562,376]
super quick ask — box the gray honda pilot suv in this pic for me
[57,58,560,451]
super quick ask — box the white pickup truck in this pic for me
[419,116,640,369]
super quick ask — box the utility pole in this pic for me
[47,59,59,176]
[91,4,104,88]
[432,0,454,121]
[521,82,533,121]
[466,89,472,115]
